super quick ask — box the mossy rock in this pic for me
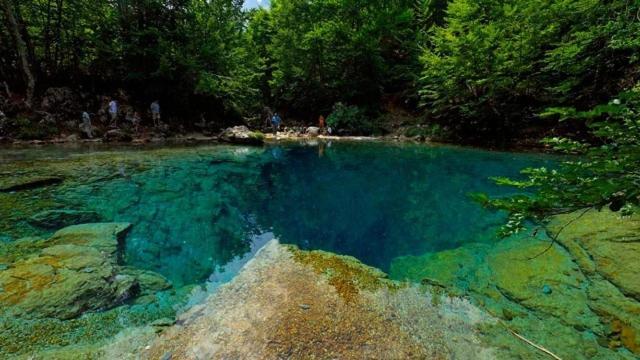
[550,209,640,301]
[390,243,488,296]
[220,126,265,145]
[0,176,63,192]
[28,209,101,230]
[288,245,399,302]
[487,237,599,329]
[0,223,136,319]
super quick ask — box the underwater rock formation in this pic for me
[391,209,640,359]
[549,209,640,355]
[140,240,495,360]
[28,209,101,229]
[0,175,63,192]
[0,223,171,320]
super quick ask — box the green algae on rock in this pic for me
[0,223,172,320]
[0,175,63,192]
[28,209,102,230]
[391,209,640,359]
[549,209,640,301]
[140,240,496,360]
[288,245,401,302]
[549,209,640,355]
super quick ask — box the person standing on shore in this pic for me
[108,99,118,127]
[80,111,94,138]
[150,100,161,127]
[271,112,282,133]
[319,115,325,132]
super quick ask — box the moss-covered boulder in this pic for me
[487,238,598,329]
[219,126,265,145]
[0,175,63,192]
[549,209,640,301]
[28,209,102,229]
[0,223,169,320]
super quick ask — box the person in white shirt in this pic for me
[108,99,118,127]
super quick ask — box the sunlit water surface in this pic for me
[2,142,553,286]
[0,141,555,356]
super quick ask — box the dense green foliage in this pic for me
[1,0,639,137]
[266,0,420,118]
[420,0,640,139]
[475,85,640,236]
[325,103,369,134]
[0,0,259,123]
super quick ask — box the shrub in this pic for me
[326,103,371,135]
[13,117,57,140]
[474,85,640,236]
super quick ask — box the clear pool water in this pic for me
[0,141,559,356]
[1,142,553,287]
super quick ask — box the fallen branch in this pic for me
[501,321,563,360]
[527,207,592,260]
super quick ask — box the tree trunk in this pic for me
[0,0,35,108]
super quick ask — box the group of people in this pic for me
[79,99,162,138]
[266,111,331,135]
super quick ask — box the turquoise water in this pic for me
[2,142,552,286]
[0,141,555,355]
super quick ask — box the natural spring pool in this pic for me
[0,142,551,284]
[0,141,571,357]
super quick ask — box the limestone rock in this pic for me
[219,126,265,145]
[550,209,640,301]
[104,129,133,143]
[587,278,640,354]
[28,209,101,229]
[0,223,137,319]
[306,126,320,136]
[0,175,63,192]
[487,238,597,329]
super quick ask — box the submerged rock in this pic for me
[219,126,265,145]
[121,267,172,295]
[0,175,63,192]
[550,209,640,301]
[549,209,640,354]
[28,209,101,229]
[140,240,495,360]
[391,209,640,358]
[0,223,170,320]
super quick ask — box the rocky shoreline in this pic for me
[1,143,637,359]
[391,209,640,359]
[1,209,639,359]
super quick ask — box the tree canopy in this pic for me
[0,0,639,139]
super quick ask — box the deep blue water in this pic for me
[1,142,554,287]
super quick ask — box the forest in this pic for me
[1,2,640,358]
[1,0,638,143]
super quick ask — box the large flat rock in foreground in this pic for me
[139,240,494,360]
[0,223,170,320]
